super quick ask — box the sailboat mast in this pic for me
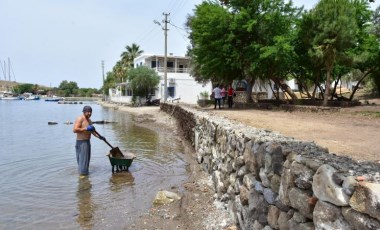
[0,60,5,81]
[8,58,10,82]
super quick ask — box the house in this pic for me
[232,79,299,101]
[109,54,212,105]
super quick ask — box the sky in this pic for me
[0,0,379,89]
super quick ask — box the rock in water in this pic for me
[153,190,181,205]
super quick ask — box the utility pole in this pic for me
[101,60,105,101]
[163,12,169,102]
[154,13,170,102]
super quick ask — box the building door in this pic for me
[168,86,175,98]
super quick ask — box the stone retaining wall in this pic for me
[161,103,380,230]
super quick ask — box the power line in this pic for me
[166,0,187,20]
[169,22,187,32]
[132,0,187,54]
[168,21,191,50]
[134,23,161,47]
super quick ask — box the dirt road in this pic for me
[201,99,380,162]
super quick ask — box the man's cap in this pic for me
[82,106,92,112]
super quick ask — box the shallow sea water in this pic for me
[0,100,188,229]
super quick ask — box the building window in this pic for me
[167,61,174,68]
[151,61,157,68]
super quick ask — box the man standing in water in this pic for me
[73,106,103,176]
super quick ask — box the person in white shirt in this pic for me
[213,85,222,109]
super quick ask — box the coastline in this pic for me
[98,100,380,229]
[98,101,235,230]
[99,102,175,128]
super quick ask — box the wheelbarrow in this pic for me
[94,131,136,172]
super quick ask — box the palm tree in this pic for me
[112,60,125,83]
[120,43,144,68]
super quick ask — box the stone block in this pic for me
[271,174,282,193]
[278,168,294,206]
[342,207,380,229]
[267,205,281,229]
[291,162,313,190]
[349,182,380,221]
[288,188,313,219]
[313,200,352,230]
[312,164,350,206]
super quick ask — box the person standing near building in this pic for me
[73,106,104,176]
[227,84,235,108]
[213,85,222,109]
[221,85,226,108]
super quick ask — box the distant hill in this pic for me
[0,80,17,91]
[0,80,50,91]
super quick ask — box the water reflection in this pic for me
[76,176,95,230]
[109,172,135,193]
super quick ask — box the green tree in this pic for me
[346,1,380,100]
[58,80,79,97]
[102,71,117,96]
[373,5,380,37]
[187,2,239,84]
[293,11,325,100]
[14,83,34,94]
[77,88,98,97]
[248,1,301,101]
[112,60,126,83]
[188,0,301,102]
[120,43,144,68]
[111,43,144,87]
[366,5,380,96]
[127,66,160,97]
[309,0,358,105]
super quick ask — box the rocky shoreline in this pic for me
[99,101,380,229]
[99,102,236,229]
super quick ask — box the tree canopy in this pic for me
[58,80,79,97]
[186,0,380,103]
[188,0,302,102]
[127,66,160,97]
[103,43,144,96]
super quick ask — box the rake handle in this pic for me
[93,130,114,149]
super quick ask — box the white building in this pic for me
[233,79,299,100]
[109,54,212,105]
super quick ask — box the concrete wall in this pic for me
[161,103,380,230]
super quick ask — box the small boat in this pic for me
[45,96,64,102]
[0,59,20,100]
[0,91,20,100]
[20,92,40,100]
